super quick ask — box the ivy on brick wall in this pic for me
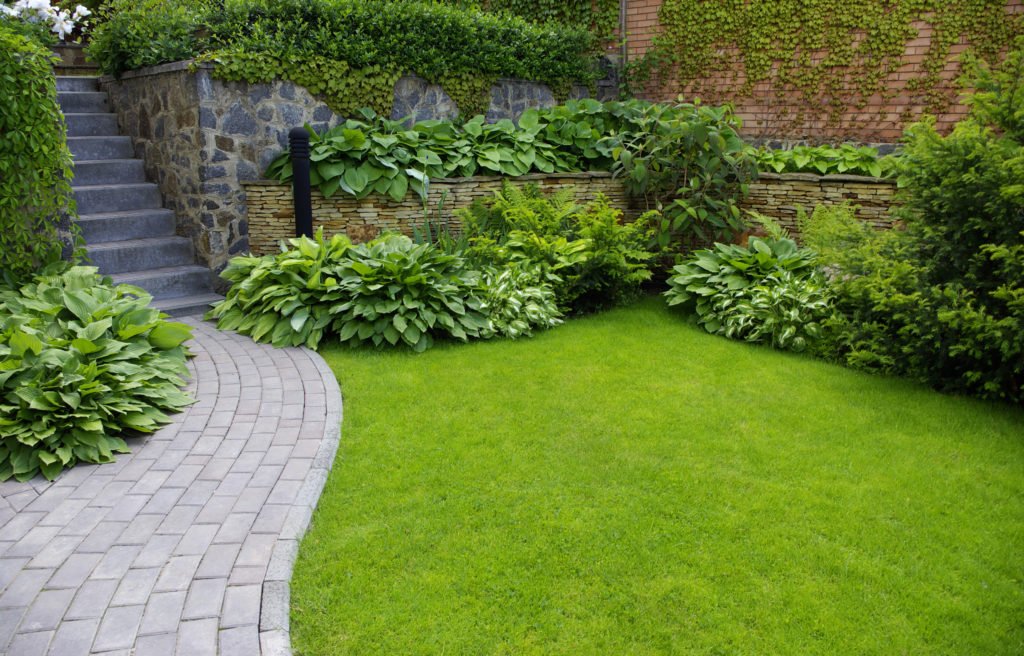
[630,0,1023,137]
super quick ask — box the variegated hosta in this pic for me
[479,265,562,340]
[0,266,194,481]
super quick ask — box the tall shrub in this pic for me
[0,23,80,283]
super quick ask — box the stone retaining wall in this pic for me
[243,172,641,255]
[744,172,898,235]
[101,61,601,277]
[244,171,897,254]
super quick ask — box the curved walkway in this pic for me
[0,318,342,656]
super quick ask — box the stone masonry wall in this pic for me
[101,61,596,279]
[244,171,897,255]
[243,172,641,255]
[743,173,898,236]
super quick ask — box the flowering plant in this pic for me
[1,0,90,41]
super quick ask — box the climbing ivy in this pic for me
[630,0,1023,137]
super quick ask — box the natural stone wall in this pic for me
[245,170,898,254]
[243,172,642,255]
[741,172,898,236]
[101,61,601,278]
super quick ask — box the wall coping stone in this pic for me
[757,171,896,185]
[98,59,211,84]
[241,170,616,189]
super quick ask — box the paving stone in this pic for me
[91,604,144,652]
[156,506,201,535]
[65,580,118,620]
[139,590,186,636]
[104,495,149,522]
[212,513,256,545]
[48,617,99,656]
[132,534,181,569]
[172,524,219,556]
[6,628,53,655]
[110,567,161,607]
[235,534,277,569]
[0,608,26,651]
[19,588,75,631]
[0,512,46,542]
[77,521,128,553]
[219,624,260,655]
[0,568,52,608]
[0,557,30,593]
[116,514,163,546]
[153,556,202,593]
[176,617,218,656]
[46,553,101,590]
[54,507,109,537]
[221,584,261,628]
[195,544,241,580]
[90,545,143,580]
[182,577,226,620]
[5,525,61,558]
[134,632,178,655]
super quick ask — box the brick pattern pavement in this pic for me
[0,319,343,655]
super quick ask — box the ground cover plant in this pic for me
[753,143,895,178]
[292,298,1024,655]
[87,0,596,116]
[0,266,194,481]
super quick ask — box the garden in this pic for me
[1,0,1023,653]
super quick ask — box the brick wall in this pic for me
[624,0,1023,142]
[244,171,896,254]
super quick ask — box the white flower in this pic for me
[71,4,89,20]
[50,8,74,40]
[0,5,17,17]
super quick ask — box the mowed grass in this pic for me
[291,297,1024,655]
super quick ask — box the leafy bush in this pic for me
[664,237,826,351]
[807,40,1024,403]
[477,264,562,339]
[208,231,493,352]
[205,230,354,350]
[88,0,596,114]
[0,266,194,482]
[459,182,656,313]
[0,22,81,284]
[754,143,895,178]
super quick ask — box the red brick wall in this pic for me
[624,0,1023,142]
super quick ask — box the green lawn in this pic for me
[292,297,1024,655]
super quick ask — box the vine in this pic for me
[630,0,1023,139]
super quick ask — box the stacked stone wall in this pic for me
[243,172,897,254]
[100,61,602,277]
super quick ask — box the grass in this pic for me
[291,297,1024,655]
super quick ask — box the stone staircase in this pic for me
[58,75,222,317]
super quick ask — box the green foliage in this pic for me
[0,11,56,47]
[634,0,1023,136]
[477,264,563,339]
[0,266,194,482]
[439,0,620,42]
[0,23,81,284]
[600,100,756,245]
[460,182,656,314]
[89,0,597,117]
[664,237,825,351]
[205,230,355,350]
[754,143,895,178]
[272,98,757,248]
[208,230,491,352]
[809,40,1024,404]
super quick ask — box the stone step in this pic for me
[67,136,134,160]
[65,113,120,137]
[77,208,176,243]
[74,183,162,215]
[111,265,214,300]
[57,91,109,114]
[72,159,146,186]
[152,293,224,318]
[56,76,99,92]
[86,236,196,275]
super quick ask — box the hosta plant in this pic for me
[665,237,825,351]
[718,271,832,352]
[332,234,490,352]
[0,266,194,481]
[206,230,353,350]
[478,264,562,340]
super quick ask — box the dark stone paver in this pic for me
[0,319,342,655]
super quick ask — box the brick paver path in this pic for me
[0,319,342,655]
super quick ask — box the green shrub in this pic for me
[754,143,896,178]
[477,264,562,339]
[0,266,194,482]
[208,230,492,352]
[808,40,1024,403]
[0,23,81,284]
[85,0,208,76]
[205,230,354,350]
[664,237,824,351]
[459,182,656,313]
